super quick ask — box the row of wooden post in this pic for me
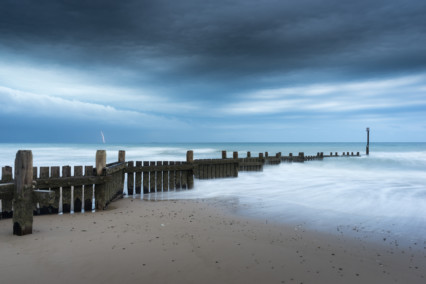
[9,150,126,235]
[126,150,194,194]
[127,161,194,194]
[3,148,363,236]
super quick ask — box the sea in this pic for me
[1,142,425,246]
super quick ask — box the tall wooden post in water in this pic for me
[366,127,370,155]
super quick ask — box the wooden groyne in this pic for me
[0,149,360,235]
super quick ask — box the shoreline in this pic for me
[1,197,425,283]
[142,191,426,249]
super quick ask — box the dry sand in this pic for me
[0,197,425,284]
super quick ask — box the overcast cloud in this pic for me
[1,0,425,142]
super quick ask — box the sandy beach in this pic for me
[0,197,425,284]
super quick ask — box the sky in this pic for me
[0,0,425,143]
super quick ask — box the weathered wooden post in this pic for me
[156,161,163,191]
[169,162,176,190]
[127,161,134,196]
[259,153,264,158]
[265,152,269,158]
[233,160,239,177]
[135,161,142,194]
[74,166,83,212]
[84,165,94,212]
[150,161,156,192]
[233,151,238,159]
[50,166,60,214]
[143,162,149,193]
[222,151,227,159]
[366,127,370,155]
[1,166,13,216]
[62,166,72,213]
[118,150,126,195]
[118,150,125,163]
[13,150,33,236]
[247,151,251,158]
[187,151,194,189]
[163,161,169,191]
[298,152,305,162]
[175,162,182,189]
[95,150,107,210]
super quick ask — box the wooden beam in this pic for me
[125,164,194,173]
[35,175,110,188]
[105,162,127,175]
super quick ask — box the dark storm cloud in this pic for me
[1,0,426,95]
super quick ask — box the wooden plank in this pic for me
[127,161,134,196]
[175,162,182,189]
[163,161,169,192]
[36,175,111,188]
[150,161,156,193]
[39,167,49,179]
[135,161,142,194]
[181,167,187,189]
[50,166,60,213]
[226,163,231,177]
[194,159,239,165]
[62,166,71,213]
[32,167,37,181]
[74,166,83,212]
[233,162,238,177]
[156,161,163,192]
[95,150,107,210]
[1,166,13,213]
[13,150,33,235]
[1,166,13,182]
[187,168,194,190]
[37,167,50,214]
[197,164,203,179]
[105,162,127,175]
[207,163,212,179]
[84,166,94,212]
[240,161,263,167]
[211,163,216,179]
[143,162,149,194]
[125,164,194,173]
[169,162,176,190]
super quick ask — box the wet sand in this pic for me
[0,198,425,283]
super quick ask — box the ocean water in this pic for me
[1,142,426,245]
